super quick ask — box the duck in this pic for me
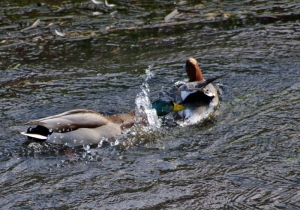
[174,57,225,126]
[21,100,184,147]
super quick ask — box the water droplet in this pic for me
[83,144,90,151]
[68,123,71,126]
[98,137,108,148]
[49,129,52,132]
[112,139,119,146]
[57,122,61,125]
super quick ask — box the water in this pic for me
[103,65,162,150]
[134,65,160,128]
[1,0,300,209]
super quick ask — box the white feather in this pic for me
[21,132,48,140]
[180,90,197,101]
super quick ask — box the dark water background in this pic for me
[1,0,300,209]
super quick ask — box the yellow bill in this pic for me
[172,102,185,111]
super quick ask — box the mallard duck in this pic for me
[21,109,135,147]
[175,57,225,126]
[21,100,184,146]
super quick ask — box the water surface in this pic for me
[1,0,300,209]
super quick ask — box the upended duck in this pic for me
[174,57,226,126]
[21,99,184,147]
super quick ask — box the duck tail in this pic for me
[21,125,51,141]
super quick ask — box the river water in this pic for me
[1,0,300,209]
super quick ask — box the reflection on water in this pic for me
[1,0,300,209]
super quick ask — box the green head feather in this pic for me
[152,99,185,116]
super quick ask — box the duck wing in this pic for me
[177,74,226,102]
[177,83,219,126]
[24,109,111,132]
[46,123,121,146]
[21,109,122,146]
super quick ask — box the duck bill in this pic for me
[172,102,185,111]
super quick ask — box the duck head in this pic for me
[186,58,204,82]
[152,99,185,116]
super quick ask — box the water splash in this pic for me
[134,65,160,128]
[112,65,162,149]
[98,137,109,148]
